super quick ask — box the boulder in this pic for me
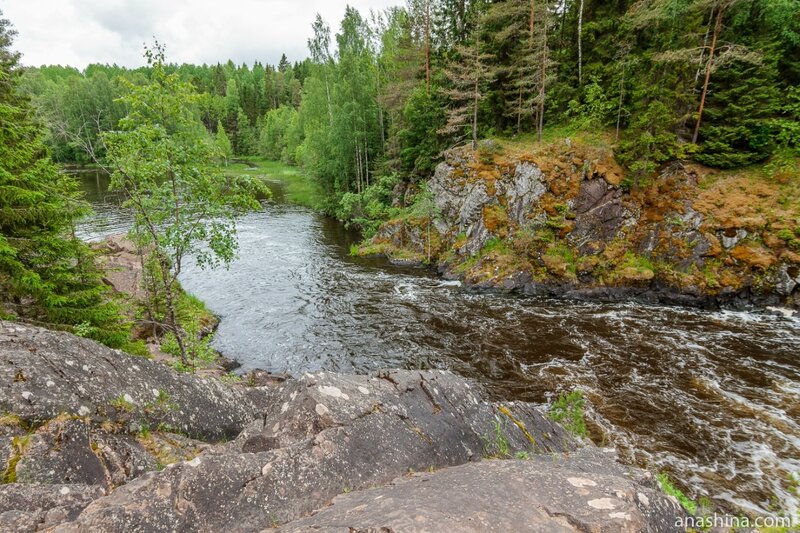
[96,234,147,302]
[0,324,689,532]
[277,450,687,533]
[0,321,269,441]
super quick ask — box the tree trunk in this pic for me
[530,0,535,44]
[537,8,548,142]
[473,77,479,150]
[578,0,584,87]
[472,31,480,150]
[616,61,626,142]
[162,275,187,364]
[693,4,725,144]
[325,73,333,126]
[457,0,466,41]
[695,7,715,88]
[425,0,431,93]
[364,135,370,187]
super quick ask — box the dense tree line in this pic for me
[20,55,308,163]
[20,0,800,224]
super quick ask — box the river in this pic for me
[76,167,800,518]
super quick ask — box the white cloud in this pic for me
[0,0,399,69]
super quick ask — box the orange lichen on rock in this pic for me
[730,243,777,270]
[482,204,509,237]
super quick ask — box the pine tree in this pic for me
[439,22,494,148]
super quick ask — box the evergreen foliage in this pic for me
[0,10,127,346]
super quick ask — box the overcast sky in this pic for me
[1,0,399,69]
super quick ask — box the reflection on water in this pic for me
[75,169,800,517]
[69,167,128,241]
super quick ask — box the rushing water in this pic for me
[76,168,800,518]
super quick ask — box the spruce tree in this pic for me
[0,10,126,345]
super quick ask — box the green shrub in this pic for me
[656,473,698,515]
[548,390,587,438]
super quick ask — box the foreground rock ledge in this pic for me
[0,322,686,532]
[278,451,683,533]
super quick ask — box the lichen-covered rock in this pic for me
[14,418,108,487]
[0,419,25,477]
[277,450,686,533]
[363,144,799,309]
[96,235,147,301]
[0,326,693,532]
[91,431,159,487]
[0,483,104,532]
[58,370,578,531]
[505,162,548,226]
[0,321,269,441]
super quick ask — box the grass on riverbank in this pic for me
[223,158,317,207]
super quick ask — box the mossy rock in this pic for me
[730,243,777,270]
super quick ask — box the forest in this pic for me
[18,0,800,227]
[3,0,800,346]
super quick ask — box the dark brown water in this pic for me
[76,168,800,518]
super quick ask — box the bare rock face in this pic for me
[0,484,104,532]
[14,418,109,487]
[368,146,800,308]
[428,158,548,256]
[57,370,579,532]
[506,162,548,225]
[96,234,147,301]
[277,450,686,533]
[0,321,268,441]
[571,178,626,253]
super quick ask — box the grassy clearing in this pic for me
[223,158,317,207]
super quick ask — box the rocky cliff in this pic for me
[363,140,800,310]
[0,322,687,531]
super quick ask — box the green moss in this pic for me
[351,242,390,257]
[619,252,655,273]
[154,290,220,369]
[0,413,23,428]
[481,237,510,255]
[169,360,193,373]
[545,244,578,276]
[3,434,31,484]
[220,372,242,384]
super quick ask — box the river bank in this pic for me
[0,321,690,531]
[357,139,800,312]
